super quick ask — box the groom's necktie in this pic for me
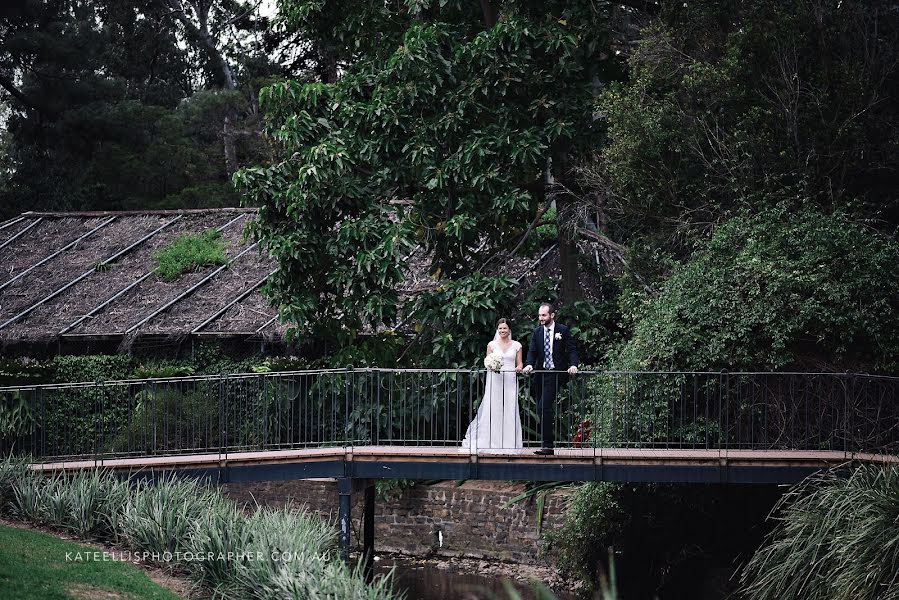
[544,328,554,370]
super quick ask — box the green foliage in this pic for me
[535,207,558,246]
[0,457,28,514]
[50,355,134,383]
[615,210,899,373]
[0,391,34,452]
[543,482,629,583]
[557,297,622,367]
[153,229,227,281]
[597,0,899,277]
[409,273,518,366]
[122,475,226,559]
[375,479,416,502]
[739,465,899,600]
[236,1,621,346]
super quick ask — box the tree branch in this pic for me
[155,0,236,90]
[0,73,40,112]
[577,227,626,258]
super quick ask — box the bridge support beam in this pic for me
[336,477,376,582]
[362,481,375,583]
[337,478,353,563]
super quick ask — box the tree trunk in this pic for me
[157,0,239,174]
[480,0,497,28]
[557,195,582,303]
[550,145,582,304]
[222,113,238,175]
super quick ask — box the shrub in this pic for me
[739,465,899,600]
[543,482,629,583]
[120,475,225,560]
[154,229,227,281]
[616,210,899,373]
[0,457,29,513]
[2,465,399,598]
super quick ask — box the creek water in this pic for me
[374,557,581,600]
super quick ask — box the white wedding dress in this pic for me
[461,341,523,450]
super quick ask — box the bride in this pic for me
[461,318,524,450]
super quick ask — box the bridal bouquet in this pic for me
[484,351,503,373]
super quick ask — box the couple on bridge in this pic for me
[461,302,579,456]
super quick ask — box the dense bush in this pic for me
[543,482,629,583]
[615,210,899,373]
[739,465,899,600]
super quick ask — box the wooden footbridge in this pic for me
[4,369,897,566]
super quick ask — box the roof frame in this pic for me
[0,216,118,292]
[255,315,279,333]
[0,216,26,231]
[0,217,181,332]
[58,213,249,336]
[190,269,277,334]
[0,218,42,251]
[124,242,259,335]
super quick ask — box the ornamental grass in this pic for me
[0,458,400,600]
[739,465,899,600]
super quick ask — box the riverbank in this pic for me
[366,552,584,600]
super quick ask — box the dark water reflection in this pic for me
[375,557,580,600]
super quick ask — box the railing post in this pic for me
[345,366,353,446]
[218,372,226,459]
[259,373,267,450]
[374,370,381,446]
[95,379,104,463]
[720,370,728,451]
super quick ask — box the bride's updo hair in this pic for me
[496,318,509,328]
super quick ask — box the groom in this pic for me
[523,302,579,455]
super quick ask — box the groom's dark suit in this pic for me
[525,323,579,449]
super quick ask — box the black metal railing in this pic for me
[1,370,897,461]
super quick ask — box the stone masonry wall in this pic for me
[221,479,573,564]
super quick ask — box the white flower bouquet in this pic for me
[484,351,503,373]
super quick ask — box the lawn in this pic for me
[0,524,182,600]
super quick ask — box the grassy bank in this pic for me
[0,523,180,600]
[0,460,398,600]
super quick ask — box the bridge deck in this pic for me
[31,447,898,484]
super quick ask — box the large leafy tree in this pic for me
[0,0,286,217]
[237,0,629,349]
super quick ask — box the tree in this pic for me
[153,0,259,175]
[236,0,629,348]
[592,0,899,283]
[615,210,899,374]
[0,0,284,218]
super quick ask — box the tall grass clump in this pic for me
[229,506,337,595]
[9,468,130,539]
[120,474,226,559]
[0,462,400,600]
[0,456,29,513]
[739,465,899,600]
[185,500,253,596]
[154,230,227,281]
